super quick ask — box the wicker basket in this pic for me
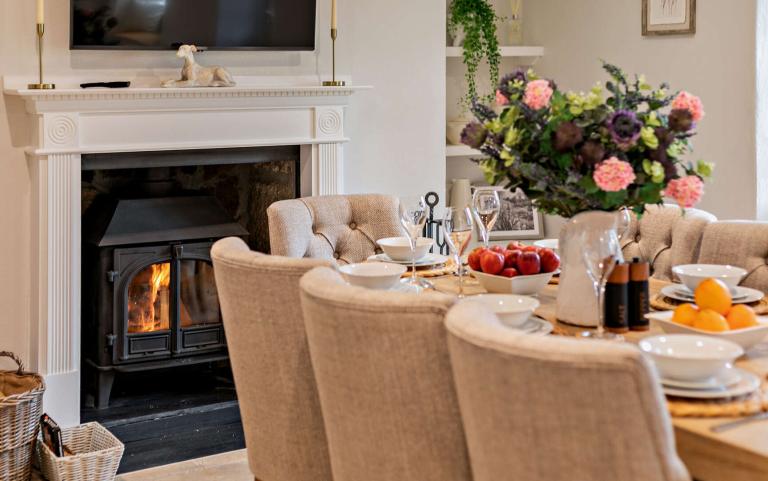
[0,351,45,481]
[37,422,124,481]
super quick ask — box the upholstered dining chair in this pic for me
[299,266,472,481]
[445,301,691,481]
[622,203,716,281]
[698,221,768,292]
[267,194,401,264]
[211,237,334,481]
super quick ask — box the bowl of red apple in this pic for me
[468,241,560,296]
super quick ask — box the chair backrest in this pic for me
[622,204,716,280]
[445,301,690,481]
[267,194,401,264]
[210,237,334,481]
[698,221,768,292]
[299,267,471,481]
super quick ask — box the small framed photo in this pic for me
[642,0,696,36]
[489,187,544,240]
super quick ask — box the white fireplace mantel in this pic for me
[4,83,368,426]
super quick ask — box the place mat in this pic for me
[401,260,457,278]
[667,378,768,418]
[651,293,768,315]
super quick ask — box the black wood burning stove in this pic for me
[82,195,247,408]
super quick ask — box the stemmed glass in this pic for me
[616,207,631,244]
[580,226,623,341]
[443,206,474,298]
[399,196,430,292]
[472,188,500,248]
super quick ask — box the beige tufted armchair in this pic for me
[267,194,402,264]
[697,221,768,292]
[622,204,716,281]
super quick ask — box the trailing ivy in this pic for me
[448,0,501,108]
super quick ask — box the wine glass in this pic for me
[443,207,474,298]
[472,188,500,248]
[399,196,430,292]
[580,227,623,341]
[616,207,631,244]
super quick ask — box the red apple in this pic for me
[468,247,487,271]
[503,249,522,269]
[518,251,541,275]
[489,245,506,254]
[506,241,525,251]
[540,249,561,273]
[500,267,519,278]
[480,251,505,275]
[522,245,540,253]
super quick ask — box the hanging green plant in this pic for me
[448,0,501,108]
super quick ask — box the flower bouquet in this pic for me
[461,63,713,326]
[461,62,712,217]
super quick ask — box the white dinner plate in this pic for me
[662,368,760,399]
[661,366,740,390]
[513,316,553,336]
[660,284,762,304]
[367,253,449,267]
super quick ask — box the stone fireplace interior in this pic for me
[79,146,299,472]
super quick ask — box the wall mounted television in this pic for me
[71,0,317,51]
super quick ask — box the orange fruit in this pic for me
[672,303,698,326]
[693,309,729,332]
[694,278,732,315]
[726,304,759,330]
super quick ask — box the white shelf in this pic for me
[446,46,545,58]
[446,144,482,157]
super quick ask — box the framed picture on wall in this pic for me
[489,187,544,240]
[642,0,696,36]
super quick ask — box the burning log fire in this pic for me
[128,263,171,333]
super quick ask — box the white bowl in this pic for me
[470,268,557,296]
[647,310,768,350]
[533,238,559,254]
[338,262,407,290]
[470,294,540,327]
[639,334,744,382]
[377,237,435,262]
[672,264,747,292]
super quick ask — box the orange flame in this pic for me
[128,263,171,333]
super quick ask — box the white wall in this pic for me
[526,0,760,221]
[0,0,445,367]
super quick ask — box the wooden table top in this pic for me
[431,275,768,481]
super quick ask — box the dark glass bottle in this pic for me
[629,258,651,331]
[604,263,629,333]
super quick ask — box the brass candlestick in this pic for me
[322,28,345,87]
[28,23,55,90]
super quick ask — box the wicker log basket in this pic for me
[37,422,124,481]
[0,351,45,481]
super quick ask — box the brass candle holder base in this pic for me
[29,23,55,91]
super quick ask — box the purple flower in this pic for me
[577,140,605,167]
[606,110,642,150]
[497,69,528,98]
[461,122,488,149]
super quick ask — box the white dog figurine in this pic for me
[162,45,236,88]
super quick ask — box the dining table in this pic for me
[430,275,768,481]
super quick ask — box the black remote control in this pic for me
[80,81,131,89]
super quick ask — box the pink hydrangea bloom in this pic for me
[593,157,636,192]
[671,91,705,122]
[664,175,704,208]
[523,79,553,110]
[495,89,509,106]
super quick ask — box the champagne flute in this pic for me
[472,188,500,248]
[580,227,622,341]
[443,207,473,298]
[399,196,429,292]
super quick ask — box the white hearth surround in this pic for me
[4,83,368,426]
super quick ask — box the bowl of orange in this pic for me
[647,278,768,349]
